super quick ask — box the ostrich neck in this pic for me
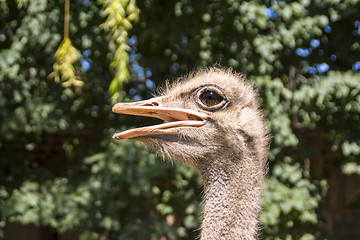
[196,152,264,240]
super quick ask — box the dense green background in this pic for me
[1,0,360,239]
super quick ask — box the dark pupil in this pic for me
[200,91,223,107]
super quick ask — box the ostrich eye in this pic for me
[195,85,228,111]
[200,91,223,107]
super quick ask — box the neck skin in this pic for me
[195,151,264,240]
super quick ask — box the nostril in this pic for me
[140,102,159,107]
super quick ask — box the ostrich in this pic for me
[112,68,269,240]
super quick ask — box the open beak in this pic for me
[112,97,207,140]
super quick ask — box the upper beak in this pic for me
[112,97,207,140]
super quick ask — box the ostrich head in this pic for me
[113,68,267,169]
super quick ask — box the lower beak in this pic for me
[112,97,207,140]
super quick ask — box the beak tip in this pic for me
[112,104,119,113]
[112,133,120,140]
[113,133,127,141]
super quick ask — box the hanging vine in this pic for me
[98,0,139,99]
[50,0,83,89]
[50,0,139,97]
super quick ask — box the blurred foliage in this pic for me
[1,141,202,239]
[0,0,360,239]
